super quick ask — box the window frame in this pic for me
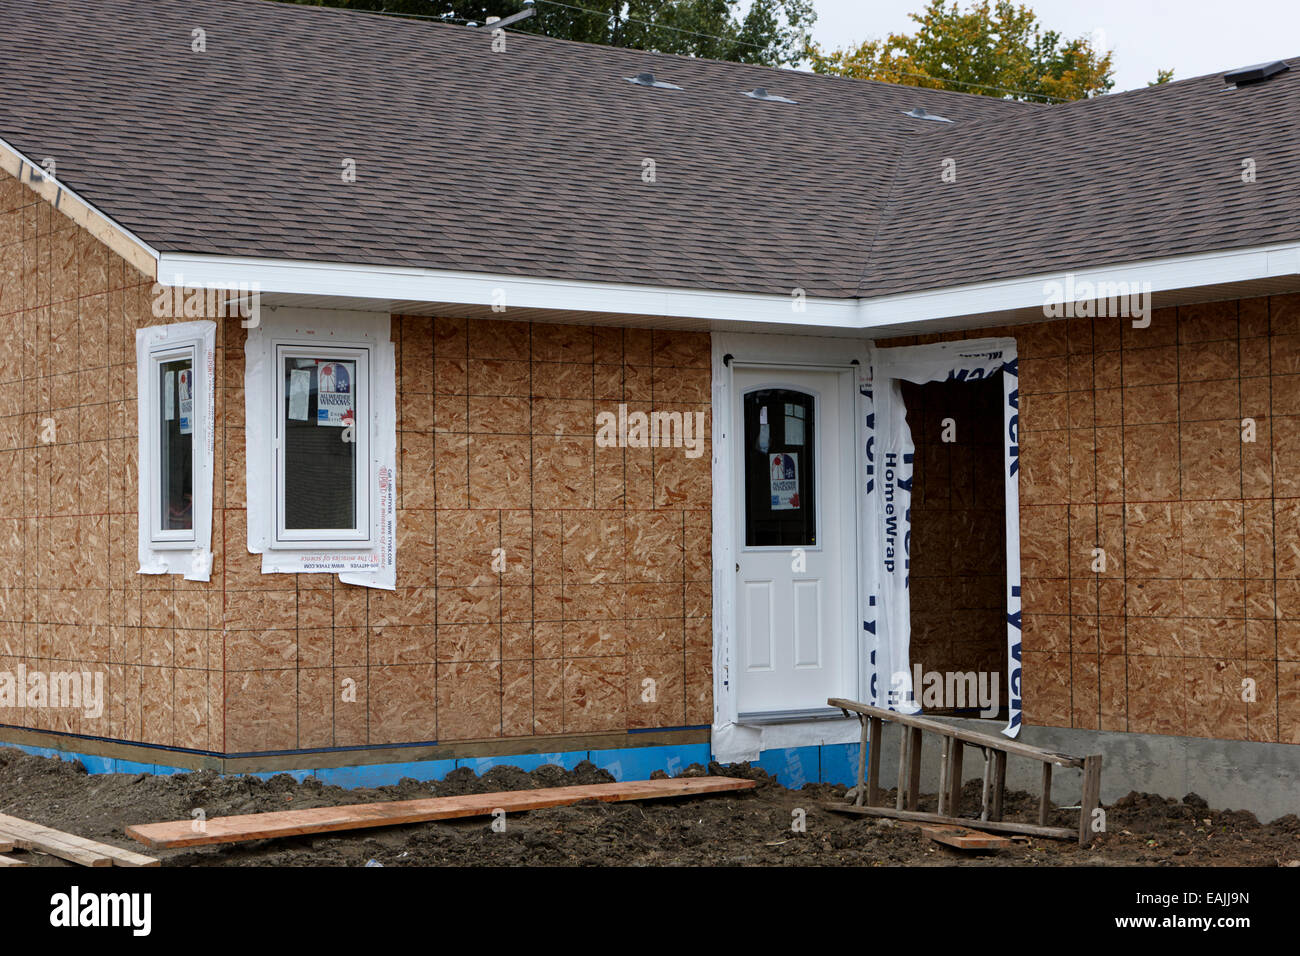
[136,319,215,581]
[270,339,375,551]
[146,341,201,549]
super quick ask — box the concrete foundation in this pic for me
[865,718,1300,823]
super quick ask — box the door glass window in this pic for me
[743,388,816,546]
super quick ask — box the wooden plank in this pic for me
[1078,753,1103,847]
[979,748,992,822]
[0,854,29,867]
[948,739,964,815]
[906,727,922,811]
[991,750,1006,821]
[1039,763,1053,826]
[0,828,111,867]
[854,715,868,807]
[828,698,1084,768]
[922,824,1012,851]
[824,803,1077,841]
[895,721,908,811]
[866,717,883,807]
[128,776,757,849]
[937,736,951,816]
[0,814,160,867]
[0,839,12,854]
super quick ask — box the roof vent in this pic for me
[744,87,797,104]
[627,72,682,90]
[1224,60,1290,87]
[902,106,953,123]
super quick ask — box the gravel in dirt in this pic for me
[2,747,1297,866]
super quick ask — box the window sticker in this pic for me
[784,402,805,445]
[769,452,799,510]
[316,360,355,427]
[178,367,193,436]
[288,368,311,421]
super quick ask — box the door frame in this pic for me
[711,332,872,740]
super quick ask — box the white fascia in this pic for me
[156,239,1300,332]
[155,252,863,327]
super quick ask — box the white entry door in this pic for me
[732,366,858,717]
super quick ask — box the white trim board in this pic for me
[157,241,1300,335]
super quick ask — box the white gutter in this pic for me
[159,239,1300,332]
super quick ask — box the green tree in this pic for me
[1149,68,1175,86]
[281,0,817,67]
[808,1,1114,102]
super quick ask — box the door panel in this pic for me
[733,367,856,715]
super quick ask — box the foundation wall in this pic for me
[0,167,713,759]
[881,293,1300,745]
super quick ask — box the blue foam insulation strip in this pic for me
[5,740,863,789]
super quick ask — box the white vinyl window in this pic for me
[244,309,396,588]
[271,342,373,549]
[137,320,215,580]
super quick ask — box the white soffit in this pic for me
[160,240,1300,335]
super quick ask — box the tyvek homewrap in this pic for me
[244,308,396,590]
[865,337,1022,737]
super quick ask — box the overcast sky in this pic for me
[800,0,1299,92]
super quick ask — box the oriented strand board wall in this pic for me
[881,294,1300,744]
[904,377,1006,695]
[0,167,225,751]
[1,167,713,757]
[221,316,713,752]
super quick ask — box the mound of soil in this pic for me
[1,747,1296,866]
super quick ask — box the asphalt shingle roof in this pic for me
[1,0,1296,301]
[0,0,1032,297]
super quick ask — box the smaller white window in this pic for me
[137,321,215,580]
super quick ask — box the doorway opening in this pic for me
[902,375,1008,719]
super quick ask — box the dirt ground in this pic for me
[1,746,1298,866]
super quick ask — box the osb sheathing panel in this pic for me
[879,292,1300,745]
[0,164,224,753]
[2,166,713,757]
[905,377,1006,685]
[219,315,713,754]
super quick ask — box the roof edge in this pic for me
[0,135,159,279]
[159,238,1300,334]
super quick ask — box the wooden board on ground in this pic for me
[0,813,159,867]
[128,776,757,849]
[824,802,1077,841]
[921,824,1011,850]
[0,854,29,867]
[0,839,12,853]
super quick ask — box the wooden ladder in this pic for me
[825,698,1103,846]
